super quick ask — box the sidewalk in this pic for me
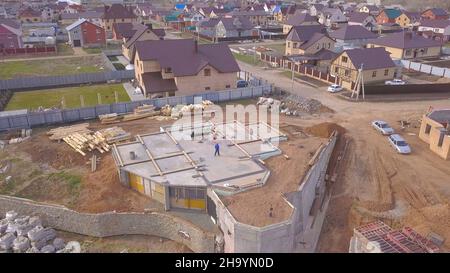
[123,82,146,101]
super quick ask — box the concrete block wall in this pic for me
[0,195,216,253]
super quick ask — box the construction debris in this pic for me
[257,95,326,115]
[47,123,92,141]
[0,211,81,253]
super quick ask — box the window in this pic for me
[287,42,290,47]
[293,42,297,48]
[384,69,389,76]
[334,67,339,73]
[344,69,350,76]
[165,67,172,73]
[372,71,377,77]
[122,19,124,22]
[316,43,320,49]
[205,87,210,91]
[328,43,331,49]
[341,56,348,63]
[405,49,411,56]
[169,91,176,96]
[225,84,230,88]
[425,124,431,134]
[437,131,445,147]
[204,68,211,76]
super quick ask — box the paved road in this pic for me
[238,60,450,115]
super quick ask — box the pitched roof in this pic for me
[342,47,396,70]
[19,7,41,17]
[381,8,402,19]
[423,8,448,17]
[403,12,421,21]
[299,32,331,50]
[61,11,103,20]
[141,72,177,93]
[369,31,442,49]
[0,23,22,36]
[135,39,239,77]
[420,19,450,28]
[286,25,327,43]
[348,12,372,23]
[66,18,87,31]
[220,17,253,31]
[102,4,136,19]
[286,11,317,26]
[124,24,165,48]
[329,25,378,40]
[0,18,20,30]
[113,22,135,39]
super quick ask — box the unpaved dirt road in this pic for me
[240,60,450,252]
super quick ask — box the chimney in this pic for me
[130,151,136,160]
[194,40,198,53]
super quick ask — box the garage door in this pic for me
[73,40,81,47]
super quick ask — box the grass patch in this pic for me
[6,84,130,110]
[56,43,75,56]
[232,52,263,66]
[108,55,119,62]
[48,171,81,192]
[0,56,107,79]
[83,48,103,54]
[113,63,126,70]
[268,43,286,54]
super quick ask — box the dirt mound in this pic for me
[305,122,346,138]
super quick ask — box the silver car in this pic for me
[388,134,411,154]
[371,120,394,135]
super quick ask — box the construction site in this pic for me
[0,91,449,253]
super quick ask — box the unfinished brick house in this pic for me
[419,109,450,160]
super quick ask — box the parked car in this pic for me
[385,79,406,85]
[371,120,394,135]
[237,80,249,88]
[327,84,343,93]
[387,134,411,154]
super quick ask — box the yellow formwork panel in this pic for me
[188,199,206,210]
[129,173,144,193]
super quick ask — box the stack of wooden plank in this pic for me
[47,123,92,141]
[62,132,110,156]
[99,113,121,124]
[122,104,159,121]
[97,127,131,144]
[98,105,160,124]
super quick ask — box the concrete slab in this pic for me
[123,82,146,101]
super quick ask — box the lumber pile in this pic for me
[47,123,91,141]
[62,132,110,156]
[98,105,160,124]
[98,127,131,144]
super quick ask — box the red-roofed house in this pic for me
[421,8,449,20]
[0,22,23,49]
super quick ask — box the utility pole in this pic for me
[291,61,295,94]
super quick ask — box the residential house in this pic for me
[347,12,377,31]
[133,39,240,97]
[329,25,378,48]
[18,7,42,23]
[367,31,443,59]
[283,10,319,34]
[199,7,229,18]
[101,4,137,35]
[274,4,305,22]
[395,11,421,28]
[376,8,402,24]
[64,4,85,14]
[330,47,398,89]
[358,5,380,15]
[421,8,449,20]
[309,4,325,17]
[0,20,23,49]
[317,7,347,28]
[230,9,269,26]
[285,25,335,55]
[134,3,154,23]
[418,20,450,42]
[116,23,165,60]
[419,109,450,160]
[60,11,103,26]
[66,18,106,48]
[197,16,254,38]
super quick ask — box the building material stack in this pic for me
[98,105,160,124]
[97,127,131,144]
[62,132,110,156]
[47,123,92,141]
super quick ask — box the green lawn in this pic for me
[232,52,264,66]
[268,43,286,54]
[83,48,103,54]
[56,43,75,56]
[6,84,130,110]
[0,56,107,79]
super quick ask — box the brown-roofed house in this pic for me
[421,8,449,20]
[101,4,137,35]
[367,31,443,59]
[285,25,335,56]
[331,47,399,89]
[133,39,240,97]
[115,23,165,60]
[283,10,319,34]
[18,7,42,23]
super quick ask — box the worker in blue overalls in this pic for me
[214,142,220,156]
